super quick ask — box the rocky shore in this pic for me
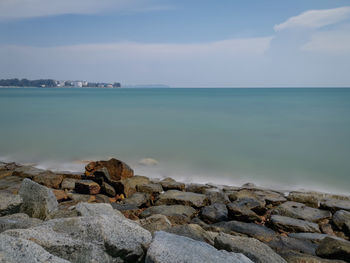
[0,158,349,262]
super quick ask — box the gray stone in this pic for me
[19,178,58,220]
[266,235,318,256]
[278,250,347,263]
[253,190,287,205]
[272,201,332,223]
[75,202,122,217]
[201,203,228,223]
[101,182,116,197]
[159,178,185,191]
[32,172,63,189]
[12,166,47,179]
[145,231,253,263]
[0,234,70,263]
[156,190,208,208]
[138,214,172,233]
[214,232,287,263]
[0,213,42,233]
[227,198,264,222]
[203,188,230,205]
[120,175,150,197]
[0,192,22,216]
[123,192,150,207]
[112,203,139,211]
[288,232,346,242]
[316,237,350,262]
[61,178,77,190]
[333,210,350,234]
[321,199,350,213]
[140,205,197,224]
[137,183,163,194]
[67,193,92,203]
[270,215,321,233]
[186,183,213,194]
[165,224,216,246]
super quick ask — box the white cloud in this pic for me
[0,0,169,20]
[274,6,350,31]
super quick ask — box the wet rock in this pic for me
[201,203,228,223]
[19,178,58,220]
[321,199,350,213]
[137,183,163,194]
[316,237,350,262]
[165,224,216,246]
[270,215,321,233]
[123,192,150,207]
[272,201,332,223]
[138,214,172,233]
[227,198,265,222]
[120,175,150,197]
[75,179,101,195]
[156,190,208,208]
[85,158,134,181]
[0,192,23,216]
[145,231,253,263]
[0,234,69,263]
[101,182,116,197]
[333,210,350,235]
[203,188,230,205]
[0,213,42,233]
[61,178,77,190]
[267,235,318,255]
[214,232,287,263]
[33,172,63,189]
[214,220,276,242]
[159,177,185,191]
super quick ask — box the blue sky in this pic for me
[1,0,350,87]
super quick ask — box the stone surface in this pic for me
[75,202,121,217]
[288,232,345,242]
[321,199,350,213]
[201,203,228,223]
[139,214,172,233]
[137,183,163,194]
[75,179,101,195]
[141,204,196,224]
[0,176,23,194]
[19,178,58,220]
[156,190,208,208]
[145,231,253,263]
[288,192,321,208]
[270,215,321,233]
[0,192,23,216]
[85,158,134,181]
[120,175,150,197]
[227,198,264,222]
[333,210,350,235]
[52,189,68,202]
[214,232,287,263]
[0,234,70,263]
[165,224,216,246]
[101,182,116,197]
[160,178,185,191]
[273,201,332,223]
[12,166,47,179]
[279,250,347,263]
[123,192,150,207]
[60,178,77,190]
[316,237,350,262]
[186,183,213,194]
[203,188,230,205]
[267,235,318,256]
[0,213,42,233]
[33,172,63,189]
[67,193,93,203]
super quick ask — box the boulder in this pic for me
[101,182,116,197]
[160,178,185,191]
[0,175,23,194]
[61,178,77,190]
[140,205,197,224]
[75,202,121,217]
[186,183,213,194]
[203,188,230,205]
[123,192,150,207]
[145,231,253,263]
[19,178,58,220]
[120,175,150,197]
[67,193,93,203]
[266,235,318,256]
[253,189,287,206]
[0,192,23,216]
[0,234,69,263]
[288,232,346,243]
[321,199,350,213]
[214,232,287,263]
[333,210,350,235]
[85,158,134,181]
[316,237,350,262]
[279,250,347,263]
[272,201,332,223]
[137,183,163,194]
[270,215,321,233]
[201,203,228,223]
[156,190,208,208]
[227,198,264,222]
[75,180,101,195]
[288,192,321,208]
[0,213,42,233]
[165,224,216,246]
[112,203,139,211]
[12,166,47,179]
[52,189,69,202]
[138,214,172,233]
[33,172,63,189]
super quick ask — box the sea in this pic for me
[0,87,349,194]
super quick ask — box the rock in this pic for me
[186,183,213,193]
[137,183,163,194]
[52,189,68,202]
[316,237,350,261]
[227,197,265,222]
[242,182,256,188]
[75,179,101,195]
[0,213,42,233]
[201,203,228,223]
[321,223,336,236]
[85,158,134,181]
[33,172,63,189]
[165,224,216,245]
[214,232,287,263]
[333,210,350,235]
[120,175,150,197]
[75,202,121,217]
[12,166,47,179]
[0,192,23,216]
[67,193,93,203]
[138,214,172,233]
[101,182,116,197]
[138,158,159,166]
[278,250,347,263]
[214,220,276,242]
[145,231,253,263]
[95,194,111,203]
[288,192,321,208]
[123,192,150,207]
[61,178,77,190]
[272,201,332,223]
[0,175,23,194]
[288,232,346,243]
[321,199,350,213]
[156,190,208,208]
[160,178,185,191]
[4,213,152,262]
[0,234,70,263]
[140,205,197,224]
[19,178,58,220]
[112,203,139,211]
[253,190,287,205]
[203,188,230,205]
[267,235,318,256]
[270,215,321,233]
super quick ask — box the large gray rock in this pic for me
[159,178,185,191]
[19,178,58,220]
[0,192,23,216]
[145,231,253,263]
[138,214,172,233]
[203,188,230,205]
[165,224,216,246]
[0,213,42,233]
[270,215,321,233]
[316,237,350,262]
[272,201,332,223]
[333,210,350,235]
[227,198,264,222]
[288,232,346,243]
[288,191,350,208]
[267,235,318,256]
[321,199,350,213]
[156,190,208,208]
[75,202,122,217]
[12,166,47,179]
[214,232,287,263]
[0,234,69,263]
[123,192,150,207]
[201,203,228,223]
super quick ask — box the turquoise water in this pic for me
[0,88,349,193]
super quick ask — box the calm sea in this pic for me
[0,88,349,193]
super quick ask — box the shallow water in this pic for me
[0,88,349,193]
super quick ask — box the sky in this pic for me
[0,0,350,87]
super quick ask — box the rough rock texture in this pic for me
[85,158,134,181]
[270,215,321,233]
[321,200,350,213]
[227,198,264,222]
[0,192,23,216]
[0,213,42,233]
[186,183,213,194]
[145,231,253,263]
[273,201,332,223]
[33,172,63,189]
[0,234,70,263]
[61,178,77,190]
[201,203,228,223]
[0,175,23,194]
[279,250,347,263]
[160,178,185,191]
[138,214,172,233]
[156,190,208,208]
[120,176,150,197]
[288,232,345,242]
[19,178,58,219]
[316,237,350,262]
[75,180,101,195]
[165,224,216,246]
[214,232,287,263]
[288,192,321,208]
[267,235,318,256]
[141,205,196,224]
[333,210,350,235]
[123,192,150,207]
[203,188,230,205]
[137,183,163,194]
[101,182,116,197]
[52,189,68,202]
[75,202,120,217]
[12,166,47,179]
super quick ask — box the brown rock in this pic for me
[52,189,68,202]
[75,180,101,195]
[120,176,150,197]
[61,178,77,190]
[85,158,134,181]
[33,172,63,189]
